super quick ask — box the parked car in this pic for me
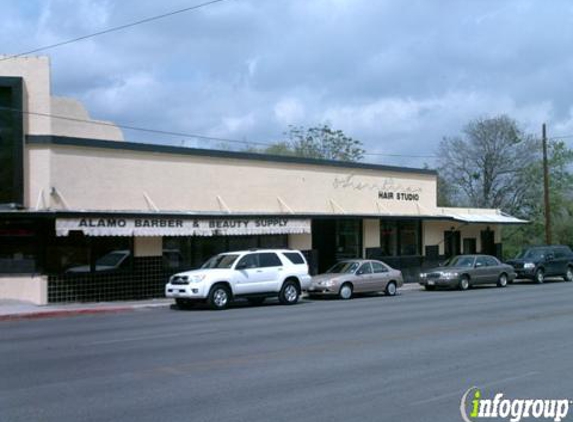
[419,255,516,291]
[307,259,403,300]
[506,245,573,284]
[165,249,311,310]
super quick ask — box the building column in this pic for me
[363,219,380,257]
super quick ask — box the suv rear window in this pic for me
[554,247,572,259]
[282,252,305,265]
[259,252,282,267]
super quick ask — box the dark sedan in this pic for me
[419,255,517,291]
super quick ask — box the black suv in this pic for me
[506,245,573,284]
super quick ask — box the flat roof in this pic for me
[0,210,526,224]
[26,135,438,176]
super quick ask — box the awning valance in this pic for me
[56,217,311,237]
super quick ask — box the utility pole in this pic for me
[542,123,552,245]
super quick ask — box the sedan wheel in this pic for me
[535,269,545,284]
[497,274,508,288]
[459,276,470,291]
[385,281,397,296]
[339,283,353,300]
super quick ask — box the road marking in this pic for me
[411,371,539,406]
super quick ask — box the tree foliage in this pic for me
[437,115,573,256]
[248,124,365,162]
[502,140,573,256]
[437,115,537,216]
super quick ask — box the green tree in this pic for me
[503,140,573,256]
[437,115,537,215]
[248,124,365,162]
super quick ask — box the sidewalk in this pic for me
[0,298,172,321]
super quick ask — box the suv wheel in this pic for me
[208,285,231,310]
[339,283,353,300]
[279,280,299,305]
[497,273,508,288]
[564,266,573,282]
[535,268,545,284]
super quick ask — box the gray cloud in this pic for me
[3,0,573,166]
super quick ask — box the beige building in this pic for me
[0,57,525,304]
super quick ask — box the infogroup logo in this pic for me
[460,387,571,422]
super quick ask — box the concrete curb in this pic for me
[0,301,172,322]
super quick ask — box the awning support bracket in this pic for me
[329,198,346,214]
[143,192,159,212]
[277,196,294,214]
[216,195,231,213]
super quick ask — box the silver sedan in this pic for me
[308,259,404,300]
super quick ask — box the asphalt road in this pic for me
[2,281,573,422]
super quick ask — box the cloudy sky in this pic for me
[3,0,573,166]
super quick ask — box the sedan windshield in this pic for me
[201,254,239,269]
[444,256,475,268]
[515,249,546,260]
[326,261,360,274]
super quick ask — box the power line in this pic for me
[0,0,232,62]
[0,106,439,160]
[0,106,270,146]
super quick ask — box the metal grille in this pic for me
[48,257,170,303]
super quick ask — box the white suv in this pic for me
[165,249,311,310]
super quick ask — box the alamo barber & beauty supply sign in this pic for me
[56,217,311,237]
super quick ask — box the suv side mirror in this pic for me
[546,253,555,261]
[236,262,248,270]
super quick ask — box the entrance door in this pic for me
[444,231,461,258]
[481,229,495,256]
[463,238,477,254]
[312,220,336,274]
[312,219,363,273]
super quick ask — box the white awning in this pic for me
[437,208,528,224]
[56,217,311,237]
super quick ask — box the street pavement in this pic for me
[1,281,573,422]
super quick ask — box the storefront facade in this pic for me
[0,57,525,304]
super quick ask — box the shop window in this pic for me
[399,221,421,256]
[192,236,228,267]
[46,231,90,274]
[0,221,39,273]
[259,234,288,249]
[163,237,193,270]
[46,233,133,274]
[91,237,132,273]
[336,219,362,261]
[228,236,258,252]
[380,221,398,256]
[379,220,421,257]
